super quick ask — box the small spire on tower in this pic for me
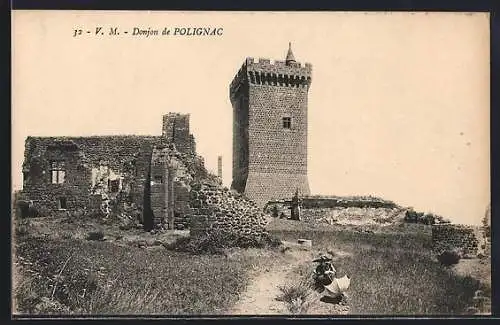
[286,42,296,65]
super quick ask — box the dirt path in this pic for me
[228,244,352,315]
[227,261,292,314]
[228,247,311,315]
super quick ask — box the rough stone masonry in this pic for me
[20,113,203,230]
[190,182,269,239]
[431,224,484,257]
[19,44,313,238]
[229,43,312,207]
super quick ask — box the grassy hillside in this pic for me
[268,219,486,315]
[13,218,275,315]
[12,217,489,315]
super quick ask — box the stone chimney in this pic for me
[217,156,223,180]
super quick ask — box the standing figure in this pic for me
[290,188,302,220]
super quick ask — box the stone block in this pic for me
[297,239,312,247]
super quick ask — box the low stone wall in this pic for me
[189,182,269,238]
[431,224,480,256]
[265,196,398,212]
[265,200,406,226]
[301,207,406,226]
[300,195,398,209]
[264,195,404,226]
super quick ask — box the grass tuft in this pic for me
[276,278,314,314]
[167,230,282,255]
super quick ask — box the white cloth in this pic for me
[324,275,351,297]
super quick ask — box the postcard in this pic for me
[11,10,491,317]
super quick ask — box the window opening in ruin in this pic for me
[58,197,67,210]
[50,161,66,184]
[109,179,120,193]
[154,175,163,184]
[283,117,292,129]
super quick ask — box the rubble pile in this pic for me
[189,182,270,239]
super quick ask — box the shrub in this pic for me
[404,209,419,223]
[167,230,282,254]
[276,279,314,314]
[276,280,313,303]
[85,231,105,241]
[438,250,461,267]
[422,214,436,225]
[15,218,34,237]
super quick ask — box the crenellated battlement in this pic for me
[230,56,312,98]
[245,57,313,71]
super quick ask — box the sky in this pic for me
[12,11,490,225]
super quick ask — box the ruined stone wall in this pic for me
[229,57,312,206]
[300,195,398,209]
[170,151,212,229]
[173,182,191,228]
[22,140,92,215]
[146,144,201,229]
[21,112,208,229]
[189,134,196,154]
[22,136,162,215]
[266,205,405,226]
[431,224,481,256]
[149,151,170,227]
[162,113,194,155]
[189,182,269,238]
[264,196,402,225]
[230,83,249,193]
[301,207,406,226]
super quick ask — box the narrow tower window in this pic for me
[282,117,292,129]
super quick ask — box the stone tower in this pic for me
[162,113,194,154]
[229,43,312,206]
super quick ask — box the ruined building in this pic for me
[20,44,312,233]
[20,113,207,230]
[229,43,312,206]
